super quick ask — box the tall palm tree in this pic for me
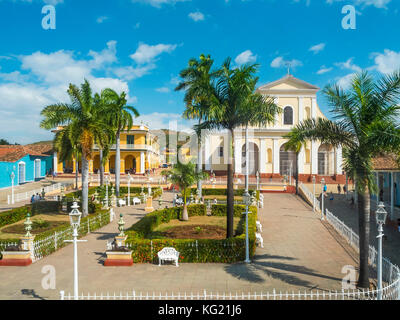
[162,159,207,221]
[94,92,115,186]
[176,54,218,199]
[53,126,81,190]
[41,80,112,216]
[102,89,139,197]
[285,71,400,288]
[197,59,279,238]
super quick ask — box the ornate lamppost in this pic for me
[242,191,252,263]
[312,176,316,213]
[64,202,86,300]
[376,202,387,300]
[321,178,326,220]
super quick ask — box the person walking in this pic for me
[30,194,35,204]
[337,184,341,194]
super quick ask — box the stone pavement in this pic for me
[0,192,358,300]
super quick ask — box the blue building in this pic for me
[0,144,54,189]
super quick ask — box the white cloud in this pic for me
[156,87,170,93]
[130,43,177,65]
[188,11,205,21]
[96,16,109,24]
[335,58,362,73]
[113,64,156,81]
[316,65,333,74]
[309,43,326,54]
[372,49,400,74]
[131,0,191,8]
[336,73,357,89]
[270,56,303,69]
[234,50,257,65]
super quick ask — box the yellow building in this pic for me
[53,124,161,175]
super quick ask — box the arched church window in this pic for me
[283,106,293,125]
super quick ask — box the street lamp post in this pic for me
[242,191,252,264]
[312,176,316,213]
[256,171,260,191]
[105,176,109,208]
[376,202,387,300]
[64,202,86,300]
[10,172,15,205]
[321,178,325,220]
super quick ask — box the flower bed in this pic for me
[125,204,257,263]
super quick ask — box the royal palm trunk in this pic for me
[75,154,79,190]
[115,130,121,197]
[182,190,189,221]
[226,128,235,238]
[99,148,104,186]
[357,190,371,288]
[197,133,202,199]
[81,152,89,216]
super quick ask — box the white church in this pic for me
[201,74,345,184]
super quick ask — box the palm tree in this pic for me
[163,160,207,221]
[102,89,139,197]
[94,92,115,186]
[176,54,218,200]
[53,126,81,190]
[285,71,400,288]
[197,59,279,238]
[41,80,112,216]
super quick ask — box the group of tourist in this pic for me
[30,192,44,203]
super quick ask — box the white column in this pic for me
[273,139,280,174]
[298,97,304,124]
[298,146,305,174]
[205,135,211,171]
[311,141,318,175]
[259,139,267,174]
[234,136,242,174]
[311,97,317,119]
[274,97,280,128]
[336,146,343,174]
[53,152,58,173]
[140,152,145,174]
[391,172,394,220]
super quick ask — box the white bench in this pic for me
[132,197,141,205]
[158,247,180,267]
[175,198,183,206]
[256,221,263,232]
[256,233,264,248]
[118,199,126,207]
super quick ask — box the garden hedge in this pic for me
[191,188,255,196]
[125,204,257,263]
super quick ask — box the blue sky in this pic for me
[0,0,399,143]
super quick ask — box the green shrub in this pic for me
[31,201,60,215]
[191,188,255,196]
[125,204,257,263]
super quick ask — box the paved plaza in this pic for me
[0,192,359,300]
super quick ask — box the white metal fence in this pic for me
[8,182,73,204]
[299,182,320,211]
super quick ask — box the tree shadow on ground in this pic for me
[224,253,342,289]
[91,231,117,240]
[21,289,46,300]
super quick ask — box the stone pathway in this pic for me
[0,192,358,300]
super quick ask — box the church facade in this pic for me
[203,74,345,184]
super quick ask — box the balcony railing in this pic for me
[93,144,159,154]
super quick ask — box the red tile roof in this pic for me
[0,145,48,162]
[372,154,400,171]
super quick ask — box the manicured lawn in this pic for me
[0,214,69,239]
[147,216,242,240]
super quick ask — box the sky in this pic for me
[0,0,399,144]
